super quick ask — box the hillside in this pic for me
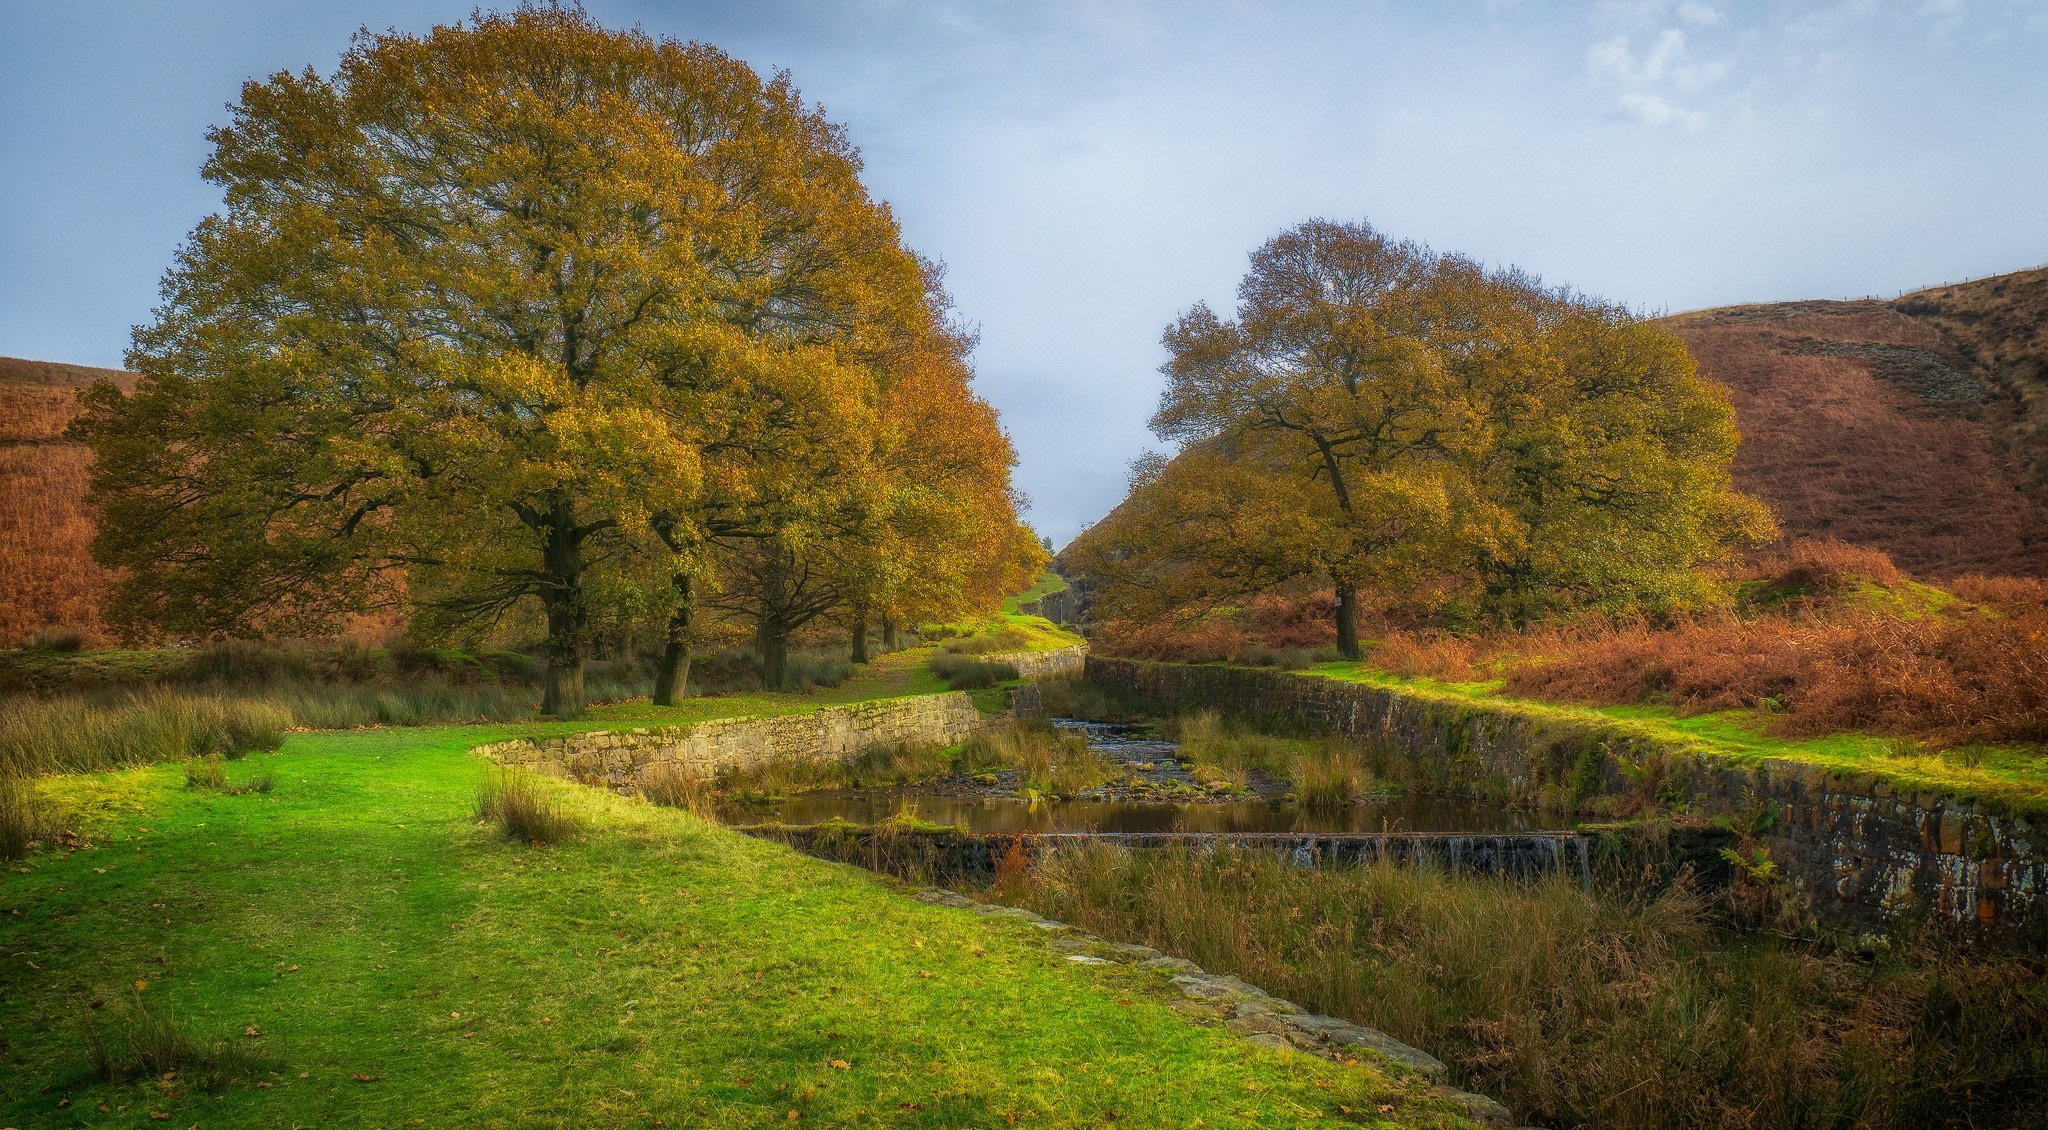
[1660,267,2048,578]
[0,356,133,646]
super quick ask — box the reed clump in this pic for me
[476,767,579,845]
[1007,844,2048,1130]
[964,722,1107,797]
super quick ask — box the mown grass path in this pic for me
[2,725,1458,1128]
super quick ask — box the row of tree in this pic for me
[1067,219,1774,653]
[73,7,1043,716]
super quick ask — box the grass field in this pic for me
[1307,662,2048,816]
[1,721,1465,1129]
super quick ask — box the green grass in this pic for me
[1,726,1465,1128]
[1306,662,2048,816]
[1001,570,1068,615]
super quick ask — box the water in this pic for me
[726,718,1552,836]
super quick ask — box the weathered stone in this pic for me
[1137,956,1203,974]
[1085,656,2048,943]
[1240,1033,1296,1053]
[1438,1087,1515,1127]
[1171,973,1272,1003]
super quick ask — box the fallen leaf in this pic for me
[88,1000,105,1009]
[134,981,147,992]
[256,1082,271,1089]
[162,1089,181,1098]
[734,1078,751,1087]
[786,1112,799,1121]
[918,971,932,979]
[244,1026,260,1037]
[539,1017,552,1025]
[352,1073,379,1083]
[450,1011,460,1018]
[828,1059,850,1070]
[1118,999,1132,1007]
[1376,1105,1394,1114]
[148,1114,170,1122]
[898,1102,926,1111]
[287,965,298,972]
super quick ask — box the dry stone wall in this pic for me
[1087,656,2046,945]
[473,692,984,795]
[983,644,1087,680]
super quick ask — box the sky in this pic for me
[3,1,2046,547]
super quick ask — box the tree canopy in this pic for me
[74,6,1037,714]
[1069,218,1773,653]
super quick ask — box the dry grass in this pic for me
[1007,844,2048,1130]
[1662,297,2048,579]
[1503,577,2048,747]
[0,357,134,648]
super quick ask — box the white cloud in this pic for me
[1588,22,1724,129]
[1677,2,1724,27]
[1619,91,1708,131]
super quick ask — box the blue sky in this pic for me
[3,1,2045,545]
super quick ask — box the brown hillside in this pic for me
[1661,267,2048,579]
[0,356,134,646]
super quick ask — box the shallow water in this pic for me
[730,790,1540,834]
[729,718,1550,835]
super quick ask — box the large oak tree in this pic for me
[75,7,927,716]
[1074,219,1772,652]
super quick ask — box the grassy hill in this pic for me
[1660,267,2048,578]
[0,357,133,648]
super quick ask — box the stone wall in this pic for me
[473,692,984,795]
[1086,656,2047,944]
[984,644,1087,680]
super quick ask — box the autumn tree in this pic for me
[1082,219,1770,654]
[74,7,920,716]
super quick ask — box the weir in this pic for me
[746,825,1596,887]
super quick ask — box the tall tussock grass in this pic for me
[0,776,50,859]
[0,681,537,781]
[0,690,288,778]
[1008,845,2048,1130]
[965,723,1107,797]
[1033,676,1151,723]
[84,996,276,1090]
[476,767,578,845]
[928,652,1018,689]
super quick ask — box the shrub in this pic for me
[476,767,578,845]
[84,996,275,1090]
[929,653,1018,689]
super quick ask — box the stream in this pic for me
[724,718,1557,836]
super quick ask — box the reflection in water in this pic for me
[725,717,1549,834]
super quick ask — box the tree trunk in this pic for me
[850,606,869,664]
[881,617,899,651]
[755,618,789,690]
[1334,583,1361,661]
[538,497,587,718]
[652,572,695,706]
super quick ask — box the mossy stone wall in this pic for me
[1086,657,2045,945]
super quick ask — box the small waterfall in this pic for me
[1036,831,1594,885]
